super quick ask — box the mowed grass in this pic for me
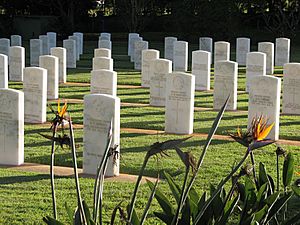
[2,39,300,224]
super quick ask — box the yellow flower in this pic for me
[230,115,275,150]
[251,116,274,141]
[57,99,68,118]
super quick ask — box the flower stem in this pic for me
[250,151,259,190]
[50,124,58,219]
[69,119,86,224]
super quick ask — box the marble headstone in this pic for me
[0,38,10,56]
[128,33,139,56]
[192,50,211,91]
[0,54,8,88]
[130,37,143,62]
[173,41,188,72]
[236,37,250,65]
[23,67,47,123]
[69,35,80,60]
[39,35,49,55]
[9,46,25,81]
[73,32,83,54]
[93,57,113,71]
[98,40,112,50]
[258,42,274,75]
[63,39,76,68]
[30,39,42,66]
[248,75,281,140]
[149,59,172,106]
[213,60,238,110]
[39,55,59,99]
[282,63,300,114]
[246,52,266,92]
[51,47,67,83]
[94,48,111,58]
[83,94,120,176]
[134,40,149,70]
[199,37,213,61]
[10,35,22,46]
[100,32,111,41]
[275,38,290,67]
[164,37,177,62]
[0,88,24,165]
[47,32,57,50]
[165,72,195,134]
[214,41,230,62]
[90,69,117,96]
[141,49,159,87]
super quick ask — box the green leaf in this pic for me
[163,171,181,204]
[82,200,91,224]
[253,205,269,222]
[153,212,173,224]
[264,192,280,206]
[147,180,175,215]
[189,187,200,206]
[140,178,159,225]
[127,204,140,225]
[282,211,300,225]
[256,183,268,207]
[216,194,240,225]
[283,153,294,187]
[244,177,257,210]
[258,163,268,187]
[292,184,300,197]
[42,216,65,225]
[64,202,74,224]
[265,192,293,223]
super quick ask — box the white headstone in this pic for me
[10,35,22,46]
[51,47,67,83]
[173,41,188,72]
[128,33,139,56]
[94,48,111,58]
[236,37,250,65]
[83,94,120,176]
[134,40,149,70]
[192,50,211,91]
[93,57,113,71]
[39,55,59,99]
[69,35,80,60]
[91,69,117,96]
[30,39,42,66]
[164,37,177,61]
[98,40,112,50]
[214,41,230,62]
[0,88,24,165]
[199,37,213,60]
[23,67,47,123]
[282,63,300,114]
[246,52,266,92]
[0,38,10,56]
[47,32,57,50]
[248,75,281,140]
[73,32,83,54]
[39,35,49,55]
[275,38,290,67]
[63,39,76,68]
[149,59,172,106]
[100,32,111,41]
[258,42,274,75]
[130,37,143,62]
[0,54,8,88]
[165,72,195,134]
[141,49,159,87]
[9,46,25,81]
[213,60,238,110]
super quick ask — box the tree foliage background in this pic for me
[0,0,300,39]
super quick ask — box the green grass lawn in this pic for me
[1,39,300,224]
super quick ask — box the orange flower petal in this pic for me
[257,122,274,141]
